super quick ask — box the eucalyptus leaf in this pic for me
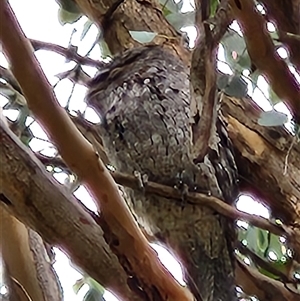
[217,73,248,98]
[237,227,248,243]
[87,278,105,294]
[210,0,219,17]
[248,69,260,92]
[258,111,288,127]
[258,266,281,280]
[58,7,82,25]
[99,40,111,58]
[257,229,269,254]
[80,20,94,41]
[73,278,85,294]
[268,87,281,105]
[221,29,251,71]
[83,288,105,301]
[245,226,261,255]
[159,0,183,13]
[267,234,286,260]
[166,12,195,31]
[225,75,248,98]
[55,0,81,13]
[129,31,157,43]
[20,129,33,147]
[269,30,280,43]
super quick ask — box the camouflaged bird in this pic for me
[86,45,238,301]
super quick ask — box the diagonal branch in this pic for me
[221,94,300,261]
[190,0,232,161]
[73,0,191,64]
[30,39,105,68]
[34,152,289,237]
[0,207,63,301]
[0,113,139,300]
[260,0,300,71]
[228,0,300,123]
[236,258,299,301]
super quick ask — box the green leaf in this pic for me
[267,234,286,260]
[258,266,281,280]
[221,29,251,72]
[237,227,248,243]
[129,31,157,43]
[245,226,268,256]
[257,229,269,254]
[269,30,280,43]
[80,20,94,41]
[99,40,111,58]
[272,256,292,273]
[73,278,85,294]
[258,111,288,127]
[268,87,282,105]
[217,73,248,98]
[159,0,183,14]
[22,132,33,146]
[165,12,195,31]
[87,278,105,294]
[248,69,260,92]
[83,288,105,301]
[58,7,82,25]
[245,226,260,254]
[210,0,219,17]
[55,0,81,13]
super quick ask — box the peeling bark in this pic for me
[0,208,63,301]
[222,95,300,225]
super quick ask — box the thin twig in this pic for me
[30,39,105,68]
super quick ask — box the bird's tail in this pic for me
[164,214,236,301]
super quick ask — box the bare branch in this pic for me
[228,0,300,122]
[221,94,300,260]
[236,258,300,301]
[73,0,191,64]
[190,0,232,161]
[237,241,296,284]
[260,0,300,71]
[30,39,105,68]
[0,207,63,301]
[0,115,139,300]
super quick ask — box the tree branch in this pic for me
[237,241,296,284]
[260,0,300,71]
[0,207,63,301]
[30,39,105,68]
[0,114,139,300]
[190,0,232,161]
[221,95,300,244]
[228,0,300,122]
[236,258,300,301]
[33,152,288,236]
[73,0,191,64]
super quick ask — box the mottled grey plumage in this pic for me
[86,45,238,301]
